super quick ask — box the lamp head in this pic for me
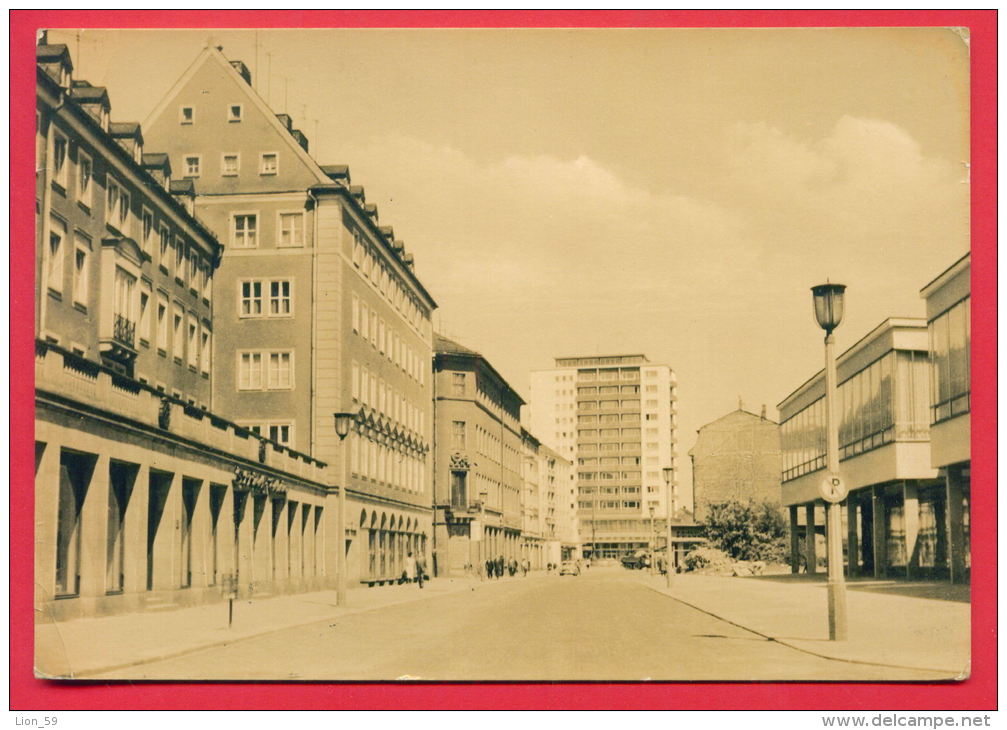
[811,283,847,334]
[333,411,357,440]
[662,466,674,485]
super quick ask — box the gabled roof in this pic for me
[697,408,777,432]
[143,44,332,187]
[435,333,479,356]
[434,332,526,406]
[37,43,72,66]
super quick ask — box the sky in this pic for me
[49,27,971,496]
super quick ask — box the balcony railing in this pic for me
[113,314,136,349]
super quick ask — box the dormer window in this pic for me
[227,104,243,123]
[99,106,109,132]
[180,106,194,125]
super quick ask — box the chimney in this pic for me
[290,128,309,152]
[275,113,293,131]
[761,404,767,421]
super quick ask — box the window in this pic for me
[352,231,364,267]
[187,315,198,368]
[278,212,304,247]
[202,263,212,301]
[231,214,257,248]
[138,284,151,344]
[268,423,292,446]
[156,293,168,352]
[452,372,466,397]
[200,327,211,374]
[351,295,360,333]
[106,177,120,221]
[451,421,466,449]
[227,104,243,122]
[118,188,130,235]
[188,249,198,289]
[48,216,67,293]
[183,155,201,177]
[77,151,92,208]
[158,225,170,267]
[72,233,90,306]
[222,153,239,176]
[269,280,292,316]
[141,208,154,252]
[240,281,263,316]
[351,362,360,401]
[238,351,293,390]
[53,133,68,188]
[174,236,185,279]
[172,305,184,360]
[238,352,262,390]
[259,153,278,175]
[179,106,194,124]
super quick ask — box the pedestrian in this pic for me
[497,555,505,578]
[521,558,530,576]
[404,552,417,587]
[415,552,427,589]
[485,558,495,579]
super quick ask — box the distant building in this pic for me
[528,354,678,560]
[920,253,971,583]
[142,44,437,586]
[689,405,781,522]
[432,335,524,577]
[521,431,579,568]
[35,43,332,626]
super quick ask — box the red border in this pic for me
[10,9,997,710]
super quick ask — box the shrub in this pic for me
[683,546,733,574]
[702,500,789,563]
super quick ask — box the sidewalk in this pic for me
[36,573,507,679]
[639,572,970,677]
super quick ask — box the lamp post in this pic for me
[333,411,357,606]
[811,283,849,641]
[662,466,675,587]
[648,504,656,575]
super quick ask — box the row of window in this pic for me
[577,368,640,382]
[351,294,426,384]
[228,211,305,249]
[577,385,643,396]
[350,361,426,438]
[578,456,653,467]
[47,133,213,304]
[240,421,294,448]
[578,413,643,424]
[183,152,279,179]
[929,297,970,424]
[351,229,427,336]
[348,432,425,493]
[178,103,246,125]
[578,500,642,511]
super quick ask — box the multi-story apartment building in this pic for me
[142,45,437,586]
[432,335,524,577]
[921,253,971,583]
[778,318,949,578]
[521,431,579,568]
[689,405,782,522]
[529,354,678,560]
[34,43,333,638]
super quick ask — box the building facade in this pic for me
[520,432,579,568]
[779,318,955,578]
[35,43,335,631]
[431,335,524,577]
[528,355,678,560]
[689,406,782,523]
[921,253,971,583]
[142,45,437,587]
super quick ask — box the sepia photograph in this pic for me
[28,20,976,687]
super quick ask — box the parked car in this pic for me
[559,560,581,576]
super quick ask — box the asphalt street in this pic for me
[103,569,945,681]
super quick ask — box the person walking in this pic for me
[404,552,417,587]
[522,558,530,576]
[415,552,427,589]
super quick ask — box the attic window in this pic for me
[180,106,194,125]
[259,153,278,176]
[227,104,243,123]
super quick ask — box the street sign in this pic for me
[819,473,848,503]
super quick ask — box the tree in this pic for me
[701,499,789,563]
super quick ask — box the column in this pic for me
[804,503,817,574]
[872,485,887,579]
[789,506,800,574]
[903,481,920,579]
[79,453,110,599]
[846,497,859,578]
[945,466,967,584]
[34,440,61,607]
[124,464,150,595]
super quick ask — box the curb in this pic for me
[640,581,963,678]
[65,578,486,679]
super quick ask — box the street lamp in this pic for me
[662,466,675,587]
[333,411,357,606]
[810,283,849,641]
[648,504,656,575]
